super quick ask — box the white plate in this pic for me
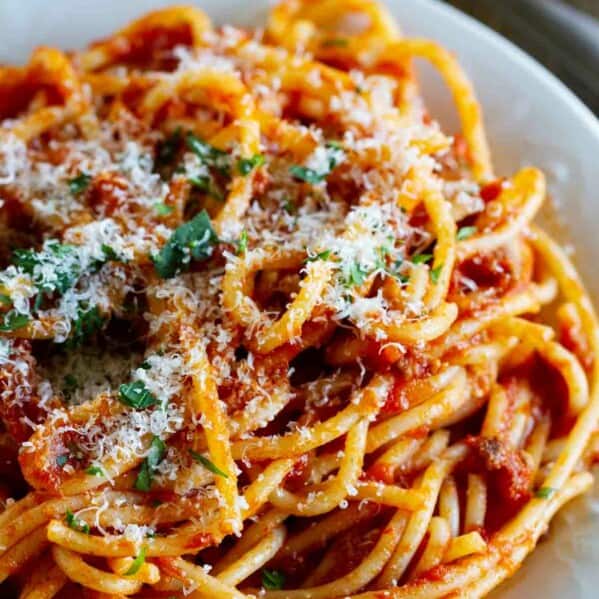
[1,0,598,596]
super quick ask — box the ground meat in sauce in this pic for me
[464,435,532,532]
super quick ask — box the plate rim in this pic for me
[407,0,599,143]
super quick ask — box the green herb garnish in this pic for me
[430,264,443,284]
[186,132,229,175]
[101,244,122,263]
[535,486,556,499]
[125,546,147,575]
[188,175,224,201]
[66,509,90,534]
[189,449,229,478]
[345,262,368,287]
[156,127,182,176]
[154,202,174,216]
[85,465,104,477]
[0,310,29,332]
[0,294,11,306]
[119,380,158,410]
[289,165,324,184]
[289,142,344,184]
[237,154,265,176]
[68,173,92,195]
[65,305,105,348]
[237,230,248,256]
[152,210,218,279]
[411,253,433,265]
[89,244,126,274]
[456,226,477,241]
[305,250,331,263]
[13,241,80,296]
[134,436,166,492]
[283,198,296,214]
[262,569,285,590]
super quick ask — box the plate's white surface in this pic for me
[1,0,599,596]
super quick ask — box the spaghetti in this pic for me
[0,1,597,597]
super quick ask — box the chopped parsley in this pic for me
[236,230,248,256]
[289,142,344,184]
[154,202,174,216]
[411,253,433,265]
[374,245,391,271]
[100,244,122,263]
[457,226,477,241]
[64,305,105,348]
[283,197,296,214]
[68,172,92,195]
[119,380,159,410]
[262,569,285,590]
[134,436,166,492]
[0,310,29,332]
[189,449,229,478]
[125,546,147,575]
[188,174,224,202]
[237,154,265,175]
[85,465,104,477]
[185,132,229,175]
[65,509,90,534]
[535,486,556,499]
[89,244,125,274]
[152,210,218,279]
[184,132,231,198]
[430,264,443,284]
[12,240,119,304]
[305,250,331,263]
[13,241,80,296]
[326,140,344,150]
[289,166,326,185]
[156,127,182,177]
[0,294,11,306]
[345,262,369,287]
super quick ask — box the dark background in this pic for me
[443,0,599,114]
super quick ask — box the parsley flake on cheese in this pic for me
[189,449,229,478]
[119,380,159,410]
[135,436,166,492]
[237,154,265,176]
[152,210,218,279]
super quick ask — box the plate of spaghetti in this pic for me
[0,0,598,597]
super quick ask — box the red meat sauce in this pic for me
[459,435,532,534]
[0,340,56,444]
[449,247,533,317]
[87,22,195,72]
[480,178,507,203]
[275,507,391,587]
[503,352,573,438]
